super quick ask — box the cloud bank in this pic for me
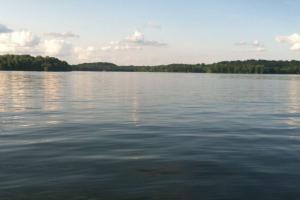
[0,24,167,63]
[0,25,78,60]
[0,30,40,54]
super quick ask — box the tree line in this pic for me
[74,60,300,74]
[0,55,71,71]
[1,55,300,74]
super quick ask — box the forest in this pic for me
[1,55,300,74]
[0,55,71,71]
[74,60,300,74]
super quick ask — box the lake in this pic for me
[1,71,300,200]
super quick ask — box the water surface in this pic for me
[1,72,300,200]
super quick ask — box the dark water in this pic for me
[1,72,300,200]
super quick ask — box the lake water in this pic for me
[1,71,300,200]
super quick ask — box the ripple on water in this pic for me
[1,72,300,200]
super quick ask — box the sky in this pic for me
[0,0,300,65]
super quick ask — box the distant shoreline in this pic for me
[1,55,300,74]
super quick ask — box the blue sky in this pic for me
[0,0,300,65]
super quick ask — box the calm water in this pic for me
[1,72,300,200]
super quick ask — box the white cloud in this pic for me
[74,46,96,61]
[0,30,40,54]
[235,41,248,46]
[253,40,261,47]
[0,24,167,64]
[235,40,266,52]
[276,33,300,51]
[45,31,79,39]
[290,43,300,51]
[42,39,73,57]
[256,47,266,52]
[127,31,144,42]
[0,24,76,58]
[101,44,142,51]
[126,31,167,46]
[9,31,40,47]
[101,31,167,51]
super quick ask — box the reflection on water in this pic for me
[43,73,64,112]
[0,72,65,113]
[286,79,300,126]
[288,79,300,113]
[1,72,300,200]
[0,72,29,112]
